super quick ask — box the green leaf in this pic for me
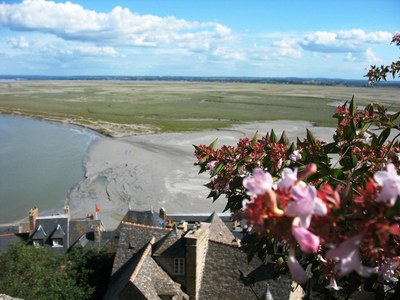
[208,138,218,150]
[350,118,357,132]
[343,126,355,141]
[263,155,271,169]
[341,152,357,171]
[385,198,400,219]
[323,142,339,153]
[193,144,204,152]
[207,190,221,201]
[331,168,345,179]
[270,129,278,142]
[288,142,296,155]
[279,130,290,145]
[361,121,373,132]
[377,127,391,147]
[251,131,259,147]
[213,162,225,176]
[349,96,356,116]
[306,128,317,147]
[352,166,370,179]
[390,111,400,122]
[198,155,209,165]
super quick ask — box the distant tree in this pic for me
[0,242,114,300]
[67,246,115,300]
[365,33,400,82]
[0,242,92,299]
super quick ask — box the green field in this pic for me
[0,80,399,136]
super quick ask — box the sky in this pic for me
[0,0,399,79]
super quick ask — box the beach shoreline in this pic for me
[65,120,336,230]
[0,114,337,230]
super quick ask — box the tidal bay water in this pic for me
[0,115,95,223]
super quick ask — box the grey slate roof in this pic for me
[31,224,47,240]
[105,241,152,300]
[50,224,66,239]
[74,234,90,248]
[108,211,291,300]
[131,241,184,299]
[206,212,236,244]
[0,225,20,235]
[69,219,103,246]
[122,210,165,227]
[30,215,69,251]
[167,213,232,223]
[105,238,187,300]
[111,222,172,275]
[152,228,185,257]
[199,241,292,300]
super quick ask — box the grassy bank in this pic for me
[0,80,398,136]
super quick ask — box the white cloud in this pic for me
[7,36,29,49]
[212,47,246,61]
[73,45,118,57]
[364,47,381,63]
[345,52,358,62]
[272,39,302,59]
[0,0,232,50]
[299,29,392,53]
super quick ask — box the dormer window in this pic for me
[52,238,63,247]
[174,258,185,275]
[33,239,43,247]
[50,224,66,248]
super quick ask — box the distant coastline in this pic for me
[1,74,400,87]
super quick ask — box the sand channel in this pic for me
[66,121,336,229]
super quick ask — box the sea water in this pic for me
[0,115,95,223]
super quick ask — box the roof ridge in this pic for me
[122,221,172,231]
[208,239,240,248]
[129,237,155,283]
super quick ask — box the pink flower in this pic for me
[284,182,327,228]
[363,132,372,143]
[206,161,217,173]
[325,234,374,277]
[277,168,297,191]
[374,163,400,207]
[292,224,320,253]
[289,149,302,161]
[287,250,308,285]
[243,168,273,195]
[276,158,283,169]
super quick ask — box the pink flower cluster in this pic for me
[242,163,400,286]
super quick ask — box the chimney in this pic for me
[64,205,70,219]
[166,219,174,229]
[177,221,188,232]
[159,207,166,221]
[94,225,101,242]
[29,207,39,233]
[184,223,210,299]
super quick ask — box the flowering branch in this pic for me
[194,97,400,297]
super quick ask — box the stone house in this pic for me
[28,206,110,252]
[105,209,291,299]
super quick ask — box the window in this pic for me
[174,258,185,275]
[52,238,63,247]
[33,239,43,247]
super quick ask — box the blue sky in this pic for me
[0,0,399,79]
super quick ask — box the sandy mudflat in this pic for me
[66,121,336,229]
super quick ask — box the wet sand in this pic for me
[66,121,336,229]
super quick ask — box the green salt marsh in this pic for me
[0,80,398,135]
